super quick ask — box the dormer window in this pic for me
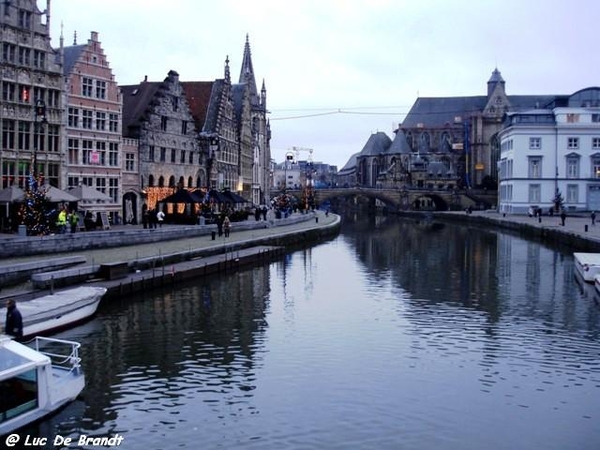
[495,96,502,104]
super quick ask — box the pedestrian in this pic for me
[69,210,79,233]
[560,209,567,226]
[156,209,165,227]
[142,205,149,229]
[217,215,223,236]
[4,299,23,340]
[223,215,231,237]
[57,206,67,234]
[592,211,596,226]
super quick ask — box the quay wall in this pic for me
[0,213,323,258]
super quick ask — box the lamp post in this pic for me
[33,99,47,179]
[283,151,294,192]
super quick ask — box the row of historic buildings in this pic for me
[338,70,600,213]
[0,0,271,225]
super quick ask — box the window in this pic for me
[148,145,155,162]
[109,113,119,133]
[2,120,15,149]
[109,178,118,202]
[566,184,578,203]
[3,43,16,63]
[593,137,600,149]
[529,137,541,149]
[68,108,79,127]
[181,120,187,135]
[96,141,106,165]
[19,85,30,103]
[47,125,59,152]
[18,10,31,28]
[172,96,178,111]
[68,139,79,164]
[82,77,93,97]
[68,176,79,188]
[82,110,93,129]
[593,157,600,178]
[171,148,176,163]
[47,90,59,108]
[160,147,166,162]
[528,157,542,178]
[528,184,541,203]
[96,177,106,193]
[189,151,194,164]
[82,176,93,187]
[2,83,15,102]
[125,153,135,171]
[566,156,579,178]
[96,112,106,131]
[567,137,579,149]
[96,80,106,99]
[82,140,93,164]
[180,150,186,164]
[109,142,118,166]
[18,47,30,65]
[17,121,30,150]
[161,116,168,131]
[33,50,45,69]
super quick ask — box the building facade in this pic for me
[1,0,63,189]
[498,87,600,214]
[62,31,122,222]
[121,70,200,212]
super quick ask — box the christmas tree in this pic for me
[19,173,54,235]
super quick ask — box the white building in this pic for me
[498,87,600,215]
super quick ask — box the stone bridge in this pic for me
[286,187,496,211]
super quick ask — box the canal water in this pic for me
[28,214,600,449]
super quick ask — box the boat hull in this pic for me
[573,252,600,283]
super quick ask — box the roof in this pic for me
[388,129,412,155]
[358,132,392,157]
[402,94,559,129]
[203,80,226,133]
[338,152,360,173]
[63,44,86,75]
[181,81,214,131]
[120,81,162,134]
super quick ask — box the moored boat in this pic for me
[2,287,107,339]
[0,335,85,435]
[573,252,600,283]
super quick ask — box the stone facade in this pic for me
[0,0,63,189]
[121,70,200,211]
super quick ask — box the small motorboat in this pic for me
[2,286,107,339]
[0,335,85,435]
[573,252,600,283]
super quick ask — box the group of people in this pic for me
[141,206,165,229]
[56,206,81,234]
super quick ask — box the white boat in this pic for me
[2,287,107,339]
[573,252,600,283]
[0,335,85,435]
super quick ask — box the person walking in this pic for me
[57,206,67,234]
[592,211,596,226]
[223,216,231,237]
[69,210,79,233]
[156,209,165,227]
[560,209,567,226]
[5,299,23,340]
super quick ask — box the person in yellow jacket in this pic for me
[57,206,67,234]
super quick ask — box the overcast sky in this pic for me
[47,0,600,169]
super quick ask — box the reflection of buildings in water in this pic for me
[78,266,271,427]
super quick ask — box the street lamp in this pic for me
[283,151,294,192]
[33,99,47,178]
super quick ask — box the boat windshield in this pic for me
[0,367,39,423]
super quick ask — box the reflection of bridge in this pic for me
[286,187,496,211]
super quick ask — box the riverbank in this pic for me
[0,210,341,301]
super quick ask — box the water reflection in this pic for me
[26,213,600,449]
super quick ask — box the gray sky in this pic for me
[47,0,600,169]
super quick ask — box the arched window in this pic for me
[188,176,193,188]
[169,176,176,188]
[158,176,165,188]
[419,132,430,153]
[406,132,413,151]
[440,132,451,153]
[148,175,155,187]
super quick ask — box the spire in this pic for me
[73,30,77,45]
[224,55,231,84]
[487,67,505,97]
[239,33,258,98]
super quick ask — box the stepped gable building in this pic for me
[0,0,63,189]
[62,31,123,222]
[121,70,199,211]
